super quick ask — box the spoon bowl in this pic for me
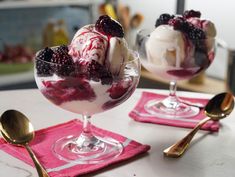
[163,92,234,157]
[0,110,50,177]
[205,92,234,119]
[0,110,34,145]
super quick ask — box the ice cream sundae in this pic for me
[35,15,140,115]
[144,10,216,80]
[34,15,140,163]
[136,10,216,119]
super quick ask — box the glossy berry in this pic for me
[37,47,53,62]
[51,45,73,65]
[168,16,206,40]
[155,13,174,27]
[95,15,124,37]
[87,60,113,85]
[188,27,206,40]
[183,10,201,19]
[168,17,185,30]
[51,45,75,76]
[36,47,54,76]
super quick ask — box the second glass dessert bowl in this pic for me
[34,47,140,164]
[137,29,215,119]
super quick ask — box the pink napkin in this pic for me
[129,91,219,132]
[0,119,150,177]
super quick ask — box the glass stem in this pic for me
[82,115,92,135]
[169,81,177,97]
[168,81,179,104]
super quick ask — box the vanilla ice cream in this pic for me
[69,23,129,77]
[146,25,188,67]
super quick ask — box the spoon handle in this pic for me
[25,144,50,177]
[163,117,211,157]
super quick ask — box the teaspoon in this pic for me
[163,92,234,157]
[0,110,50,177]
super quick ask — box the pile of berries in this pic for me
[155,10,205,40]
[36,45,75,77]
[35,45,113,84]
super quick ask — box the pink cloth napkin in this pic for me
[0,119,150,177]
[129,91,220,132]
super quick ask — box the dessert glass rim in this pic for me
[34,49,140,67]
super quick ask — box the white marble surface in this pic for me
[0,88,235,177]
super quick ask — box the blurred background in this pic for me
[0,0,234,94]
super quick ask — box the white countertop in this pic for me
[0,88,235,177]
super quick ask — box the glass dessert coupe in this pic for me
[34,47,140,164]
[136,29,215,119]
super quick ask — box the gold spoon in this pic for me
[163,92,234,158]
[0,110,50,177]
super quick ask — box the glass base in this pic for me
[52,134,123,164]
[144,97,200,119]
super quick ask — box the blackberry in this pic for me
[95,15,124,37]
[51,46,75,76]
[155,13,174,27]
[87,60,113,85]
[168,17,193,35]
[183,10,201,19]
[35,47,54,76]
[188,27,206,40]
[51,46,73,65]
[37,47,53,62]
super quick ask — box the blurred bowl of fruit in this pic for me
[0,44,34,75]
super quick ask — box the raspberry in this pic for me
[95,15,124,37]
[183,10,201,19]
[35,47,54,76]
[155,13,174,27]
[87,60,113,85]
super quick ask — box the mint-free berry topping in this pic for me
[87,60,113,85]
[188,27,206,40]
[51,45,73,66]
[167,16,206,40]
[155,13,174,27]
[36,45,75,77]
[51,45,75,76]
[36,47,54,76]
[95,15,124,37]
[168,17,186,30]
[183,10,201,19]
[37,47,53,62]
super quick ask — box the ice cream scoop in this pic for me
[145,10,216,74]
[69,15,130,77]
[146,25,186,67]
